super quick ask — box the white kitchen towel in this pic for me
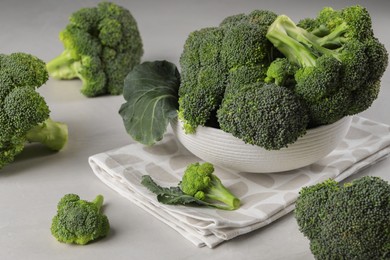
[89,116,390,248]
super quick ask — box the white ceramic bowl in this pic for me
[171,116,352,173]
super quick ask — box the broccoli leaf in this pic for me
[141,175,208,206]
[119,61,180,146]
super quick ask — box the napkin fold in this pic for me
[89,116,390,248]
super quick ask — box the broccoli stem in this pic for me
[46,50,81,79]
[266,15,317,67]
[26,118,68,151]
[316,22,348,48]
[206,175,240,210]
[92,195,104,212]
[266,15,341,67]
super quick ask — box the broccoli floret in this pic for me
[295,176,390,259]
[141,162,240,210]
[305,5,374,44]
[51,194,110,245]
[266,5,388,127]
[180,162,240,210]
[264,57,298,88]
[217,82,309,150]
[364,36,389,84]
[0,53,68,170]
[46,1,143,97]
[178,27,226,134]
[178,10,279,133]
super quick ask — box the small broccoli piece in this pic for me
[264,57,298,88]
[218,82,309,150]
[0,53,68,170]
[295,176,390,259]
[178,10,279,133]
[46,1,143,97]
[141,162,240,210]
[266,5,388,127]
[51,194,110,245]
[180,162,240,210]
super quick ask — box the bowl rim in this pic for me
[171,116,353,173]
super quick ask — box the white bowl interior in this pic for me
[171,116,352,173]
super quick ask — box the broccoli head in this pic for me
[0,53,68,170]
[266,5,388,127]
[295,176,390,259]
[178,10,280,133]
[217,82,309,150]
[51,194,110,245]
[180,162,240,210]
[46,1,143,97]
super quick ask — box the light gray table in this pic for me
[1,1,389,259]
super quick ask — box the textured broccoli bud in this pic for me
[51,194,110,245]
[295,176,390,259]
[264,57,298,88]
[218,82,309,150]
[47,1,143,97]
[178,9,279,133]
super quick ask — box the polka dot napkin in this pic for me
[89,116,390,248]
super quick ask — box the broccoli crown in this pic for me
[295,176,390,259]
[51,194,110,245]
[266,5,388,127]
[178,10,280,133]
[0,53,68,170]
[180,162,240,210]
[46,1,143,97]
[218,82,309,150]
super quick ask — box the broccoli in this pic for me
[0,53,68,170]
[266,5,388,127]
[217,82,309,150]
[178,10,280,133]
[264,57,298,88]
[295,176,390,259]
[46,1,143,97]
[180,162,240,210]
[141,162,240,210]
[51,194,110,245]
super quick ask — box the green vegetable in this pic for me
[119,6,388,151]
[119,61,180,146]
[295,176,390,259]
[178,10,280,134]
[265,5,388,126]
[46,1,143,97]
[264,58,298,88]
[0,52,68,170]
[141,162,240,210]
[217,82,308,150]
[51,194,110,245]
[141,175,206,206]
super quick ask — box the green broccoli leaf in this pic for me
[119,60,180,146]
[141,175,208,206]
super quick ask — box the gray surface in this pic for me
[0,0,389,259]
